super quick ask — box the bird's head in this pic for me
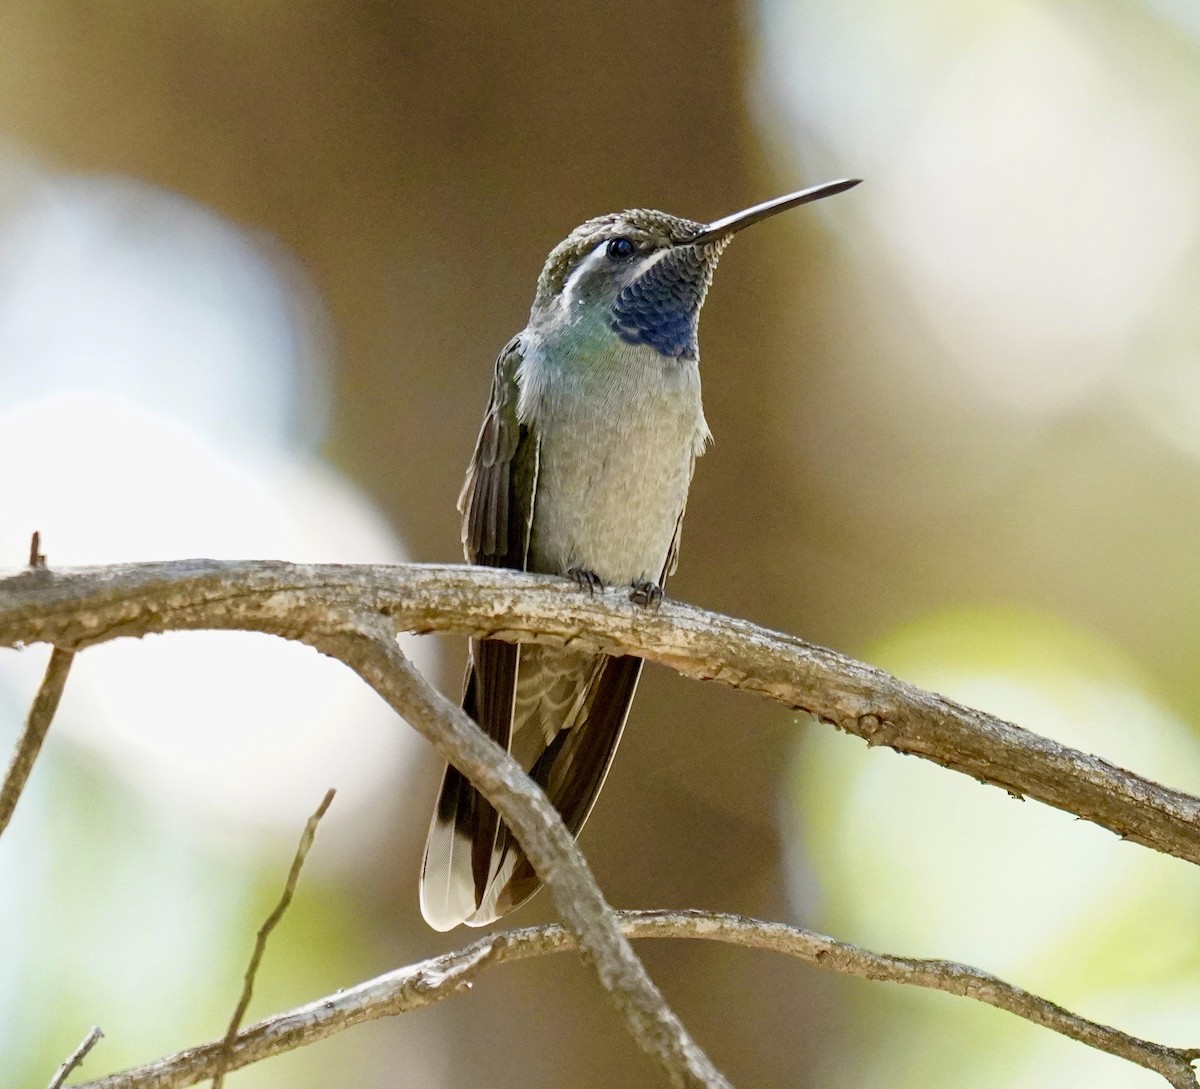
[529,179,860,361]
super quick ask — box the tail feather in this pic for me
[420,643,513,931]
[420,646,643,929]
[420,764,482,931]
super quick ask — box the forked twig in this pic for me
[72,911,1200,1089]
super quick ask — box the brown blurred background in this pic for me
[3,3,1200,1088]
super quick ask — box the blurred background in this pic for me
[1,2,1199,1086]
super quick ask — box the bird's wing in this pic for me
[458,336,535,569]
[421,337,540,931]
[661,505,686,581]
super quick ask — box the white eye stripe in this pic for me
[561,240,617,308]
[561,240,675,310]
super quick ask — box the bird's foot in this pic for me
[567,566,605,595]
[629,579,663,608]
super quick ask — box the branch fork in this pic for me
[2,559,1198,1088]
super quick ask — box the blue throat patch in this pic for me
[609,249,706,360]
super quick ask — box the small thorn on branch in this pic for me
[28,530,46,569]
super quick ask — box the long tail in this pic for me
[420,644,643,930]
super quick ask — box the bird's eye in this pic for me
[606,237,637,260]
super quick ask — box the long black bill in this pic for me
[688,178,861,246]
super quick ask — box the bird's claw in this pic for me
[629,579,663,608]
[568,567,605,595]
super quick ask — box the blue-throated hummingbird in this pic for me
[421,178,861,930]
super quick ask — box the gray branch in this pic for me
[71,910,1200,1089]
[1,562,730,1089]
[47,1026,103,1089]
[0,645,74,838]
[4,558,1199,1088]
[307,622,729,1088]
[2,559,1198,865]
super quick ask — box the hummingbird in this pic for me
[421,178,861,930]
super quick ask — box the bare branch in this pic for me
[48,1025,103,1089]
[6,560,1198,1085]
[1,563,731,1089]
[625,912,1200,1089]
[71,910,1200,1089]
[306,623,730,1089]
[211,789,335,1089]
[0,645,75,839]
[0,560,1196,867]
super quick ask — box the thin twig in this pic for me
[70,910,1200,1089]
[48,1025,103,1089]
[0,561,1196,868]
[210,789,335,1089]
[0,646,75,839]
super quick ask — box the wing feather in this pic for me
[421,338,535,931]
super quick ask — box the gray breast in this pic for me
[521,339,710,585]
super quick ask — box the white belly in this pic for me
[524,345,709,586]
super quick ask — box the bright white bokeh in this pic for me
[756,0,1200,417]
[0,158,431,840]
[0,151,442,1085]
[0,169,330,452]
